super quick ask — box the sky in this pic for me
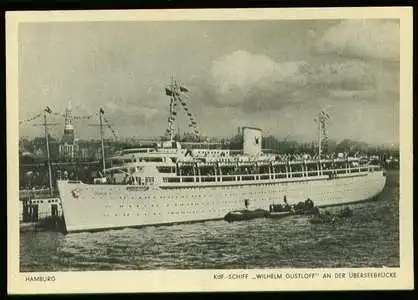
[18,19,400,146]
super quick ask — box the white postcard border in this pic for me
[6,7,414,294]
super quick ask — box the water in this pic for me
[20,171,400,271]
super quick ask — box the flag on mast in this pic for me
[44,106,52,114]
[165,88,173,96]
[179,86,189,92]
[321,111,330,119]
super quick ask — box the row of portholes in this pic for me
[105,212,161,217]
[168,211,197,215]
[104,210,223,217]
[109,196,272,210]
[116,204,162,209]
[29,199,60,204]
[30,200,45,204]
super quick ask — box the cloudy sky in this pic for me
[18,19,399,145]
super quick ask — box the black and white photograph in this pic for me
[7,8,413,294]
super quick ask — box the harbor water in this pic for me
[20,171,399,271]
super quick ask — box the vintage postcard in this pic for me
[7,7,413,294]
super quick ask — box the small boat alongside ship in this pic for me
[224,208,270,223]
[224,198,321,223]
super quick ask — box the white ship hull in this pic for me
[57,170,386,233]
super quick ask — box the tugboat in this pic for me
[224,199,270,223]
[224,197,321,223]
[224,208,270,223]
[269,196,320,218]
[292,198,320,216]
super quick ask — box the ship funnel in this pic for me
[242,126,262,156]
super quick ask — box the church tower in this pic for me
[62,100,75,144]
[59,101,78,161]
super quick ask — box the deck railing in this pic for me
[161,165,381,184]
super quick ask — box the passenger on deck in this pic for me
[283,196,290,210]
[244,199,249,210]
[305,198,314,209]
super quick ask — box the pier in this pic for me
[19,190,65,232]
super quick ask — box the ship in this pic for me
[56,79,387,233]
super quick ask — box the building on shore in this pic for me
[58,102,79,161]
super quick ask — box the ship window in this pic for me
[157,166,174,173]
[335,161,346,169]
[306,163,318,172]
[145,177,154,185]
[167,178,180,183]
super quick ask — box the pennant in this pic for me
[179,86,189,92]
[321,111,330,119]
[165,88,173,96]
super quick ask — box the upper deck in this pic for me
[98,146,382,187]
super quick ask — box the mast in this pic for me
[170,76,175,141]
[43,107,54,197]
[318,112,322,158]
[30,107,59,195]
[99,108,106,174]
[164,77,200,142]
